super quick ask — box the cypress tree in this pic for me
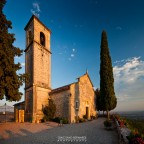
[0,0,27,101]
[100,30,117,119]
[95,88,102,111]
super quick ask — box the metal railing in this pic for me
[0,103,14,122]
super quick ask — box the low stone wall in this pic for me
[115,119,131,144]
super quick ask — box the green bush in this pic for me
[83,115,87,119]
[114,114,120,120]
[52,117,61,123]
[126,119,144,135]
[91,115,97,119]
[62,118,68,124]
[42,98,56,121]
[104,120,112,127]
[79,118,85,123]
[52,117,68,124]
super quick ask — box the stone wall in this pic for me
[78,74,96,119]
[24,16,97,123]
[36,87,51,120]
[33,17,51,88]
[25,87,33,121]
[33,18,51,51]
[25,45,33,88]
[69,83,79,123]
[70,74,97,123]
[51,89,70,120]
[51,74,97,123]
[33,42,51,87]
[24,16,52,122]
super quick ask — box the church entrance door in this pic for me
[86,107,89,119]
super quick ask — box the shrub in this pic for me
[83,115,87,119]
[104,120,112,127]
[129,137,144,144]
[52,117,68,124]
[79,118,85,123]
[114,114,120,120]
[126,119,144,135]
[52,117,61,123]
[127,130,144,143]
[41,118,46,123]
[42,98,56,121]
[91,115,97,119]
[118,120,125,127]
[62,118,68,124]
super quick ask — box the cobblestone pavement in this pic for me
[0,118,119,144]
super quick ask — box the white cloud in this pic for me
[113,57,144,111]
[113,56,144,84]
[72,48,75,52]
[67,48,76,61]
[114,59,125,64]
[31,2,40,18]
[71,54,75,57]
[33,3,40,12]
[116,26,122,30]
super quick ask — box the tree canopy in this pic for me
[95,88,103,111]
[100,30,117,118]
[42,98,56,121]
[0,0,27,101]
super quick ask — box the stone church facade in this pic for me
[50,73,96,123]
[15,15,97,123]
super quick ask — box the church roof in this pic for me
[24,15,51,33]
[50,72,94,95]
[49,84,71,95]
[13,101,25,106]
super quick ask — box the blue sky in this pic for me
[1,0,144,111]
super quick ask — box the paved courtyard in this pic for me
[0,118,119,144]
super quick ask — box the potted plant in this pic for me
[104,120,113,130]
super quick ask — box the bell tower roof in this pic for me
[24,15,51,33]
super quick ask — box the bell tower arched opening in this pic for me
[40,32,45,46]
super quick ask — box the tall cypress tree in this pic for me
[95,88,103,111]
[0,0,27,101]
[100,30,117,119]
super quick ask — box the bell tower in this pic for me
[24,15,51,122]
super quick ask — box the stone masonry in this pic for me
[50,73,97,123]
[24,15,51,122]
[14,15,97,123]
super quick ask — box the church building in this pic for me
[15,15,97,123]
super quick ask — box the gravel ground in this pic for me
[0,118,119,144]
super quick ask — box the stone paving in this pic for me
[0,118,119,144]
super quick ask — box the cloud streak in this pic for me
[31,2,41,18]
[116,26,122,30]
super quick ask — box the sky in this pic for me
[1,0,144,111]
